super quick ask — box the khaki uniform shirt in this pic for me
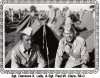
[11,42,45,68]
[55,36,89,68]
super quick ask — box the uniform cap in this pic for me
[21,27,32,36]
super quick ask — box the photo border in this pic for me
[0,0,99,74]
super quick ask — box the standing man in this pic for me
[11,27,45,68]
[55,24,89,68]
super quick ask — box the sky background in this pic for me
[3,4,93,12]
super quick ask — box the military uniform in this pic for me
[11,41,45,68]
[55,36,89,68]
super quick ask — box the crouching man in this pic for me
[55,25,89,68]
[11,27,45,68]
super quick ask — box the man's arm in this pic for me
[55,40,64,68]
[11,50,20,68]
[70,37,89,67]
[81,41,89,68]
[37,51,46,68]
[69,37,88,60]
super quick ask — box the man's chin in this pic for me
[68,40,72,43]
[67,39,72,43]
[25,46,31,50]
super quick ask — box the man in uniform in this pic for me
[11,27,45,68]
[55,24,89,68]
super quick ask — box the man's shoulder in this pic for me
[59,37,65,41]
[75,36,85,45]
[12,41,23,54]
[76,36,85,41]
[59,37,66,45]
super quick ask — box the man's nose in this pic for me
[67,33,70,36]
[28,40,31,44]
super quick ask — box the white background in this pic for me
[0,0,100,78]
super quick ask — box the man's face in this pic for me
[63,30,74,43]
[22,35,31,50]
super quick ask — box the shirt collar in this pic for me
[19,42,32,58]
[63,38,67,45]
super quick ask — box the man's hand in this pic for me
[69,51,81,59]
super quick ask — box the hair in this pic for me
[20,33,27,40]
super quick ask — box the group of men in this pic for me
[11,23,89,68]
[11,5,95,68]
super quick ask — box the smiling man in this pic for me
[55,23,89,68]
[11,27,45,68]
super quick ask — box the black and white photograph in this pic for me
[3,3,96,69]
